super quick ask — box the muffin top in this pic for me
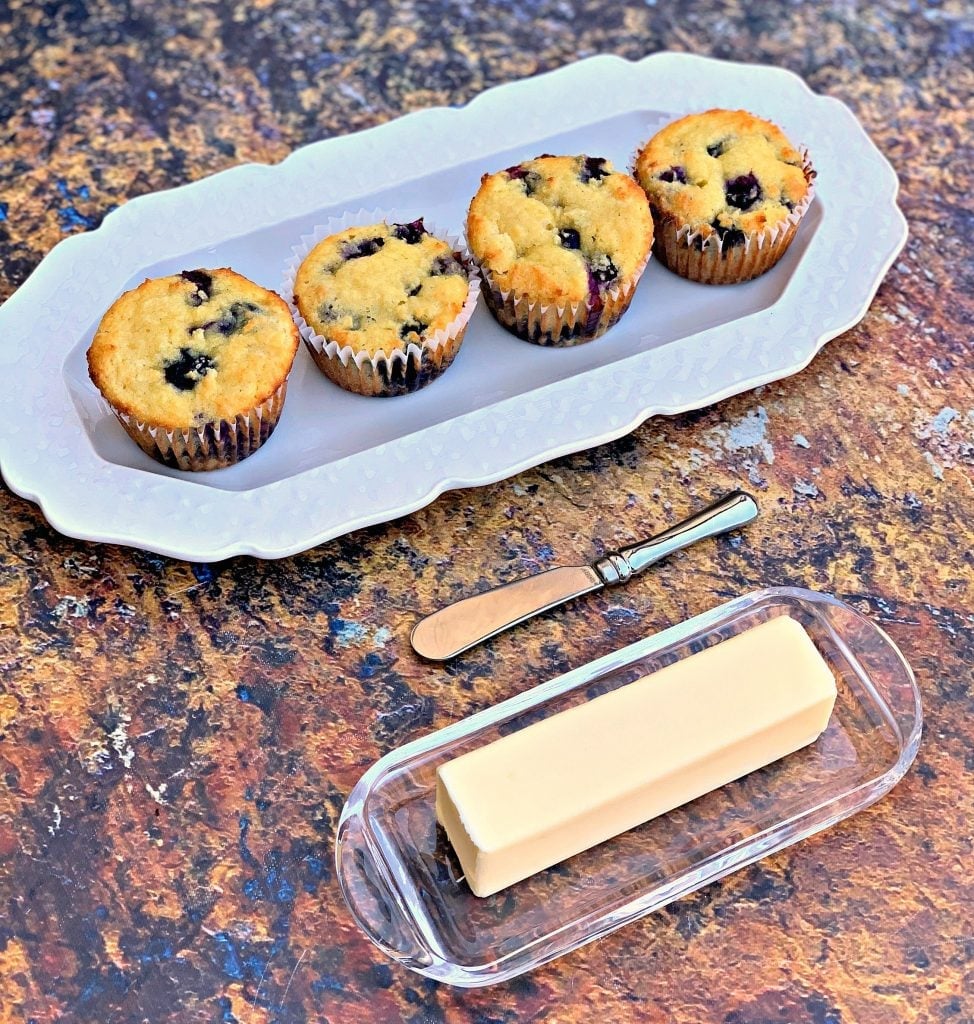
[87,268,299,430]
[292,220,471,358]
[466,154,653,307]
[634,109,811,241]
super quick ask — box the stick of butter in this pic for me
[436,615,837,897]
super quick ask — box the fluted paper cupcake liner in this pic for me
[632,145,816,285]
[283,209,480,398]
[109,379,289,472]
[474,248,651,348]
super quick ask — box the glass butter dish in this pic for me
[335,587,921,988]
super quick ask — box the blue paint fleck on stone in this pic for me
[358,652,384,679]
[234,680,277,713]
[108,964,130,993]
[137,936,175,964]
[310,975,346,995]
[302,854,327,892]
[240,817,298,903]
[243,951,270,979]
[54,179,100,231]
[238,814,260,868]
[331,617,368,646]
[264,851,296,903]
[0,201,7,221]
[371,962,395,988]
[213,932,245,980]
[217,996,239,1023]
[58,205,98,231]
[239,825,262,876]
[605,606,639,623]
[78,976,104,1003]
[192,563,214,584]
[80,916,102,947]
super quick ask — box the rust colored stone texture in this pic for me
[0,1,972,1022]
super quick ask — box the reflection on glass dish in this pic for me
[336,588,921,987]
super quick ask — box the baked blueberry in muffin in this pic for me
[633,109,815,284]
[87,268,299,471]
[291,218,477,397]
[466,154,653,345]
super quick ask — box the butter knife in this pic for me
[410,489,758,661]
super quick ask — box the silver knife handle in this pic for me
[593,490,758,585]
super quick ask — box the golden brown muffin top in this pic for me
[87,268,299,430]
[466,155,653,307]
[634,109,811,242]
[292,220,471,359]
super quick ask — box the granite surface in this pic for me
[1,1,973,1021]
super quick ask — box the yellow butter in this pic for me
[436,615,837,898]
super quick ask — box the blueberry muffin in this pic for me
[633,109,815,284]
[466,154,653,345]
[289,218,478,397]
[87,268,300,471]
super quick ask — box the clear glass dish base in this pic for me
[335,587,922,988]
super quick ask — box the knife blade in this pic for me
[410,489,759,661]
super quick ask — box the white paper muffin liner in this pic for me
[282,209,480,397]
[473,247,652,347]
[631,140,816,285]
[108,378,290,472]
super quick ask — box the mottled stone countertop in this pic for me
[1,1,973,1021]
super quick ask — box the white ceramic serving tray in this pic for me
[0,54,907,560]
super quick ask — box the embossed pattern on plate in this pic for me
[0,54,907,559]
